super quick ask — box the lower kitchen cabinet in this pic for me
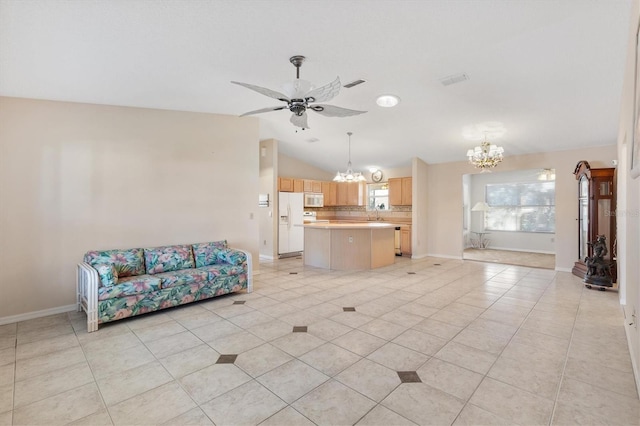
[400,226,412,256]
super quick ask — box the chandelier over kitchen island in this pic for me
[333,132,366,182]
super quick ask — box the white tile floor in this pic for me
[0,256,638,425]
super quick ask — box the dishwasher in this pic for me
[395,227,402,256]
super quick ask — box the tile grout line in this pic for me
[75,317,123,426]
[547,281,584,426]
[9,332,16,423]
[449,268,556,425]
[8,259,630,425]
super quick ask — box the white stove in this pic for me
[303,211,329,223]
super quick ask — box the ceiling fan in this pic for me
[231,55,366,129]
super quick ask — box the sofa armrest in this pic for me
[77,262,99,332]
[231,248,253,293]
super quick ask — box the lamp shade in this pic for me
[471,202,490,212]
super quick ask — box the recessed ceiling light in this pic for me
[376,94,400,108]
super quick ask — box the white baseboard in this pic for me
[0,304,78,326]
[259,254,274,260]
[485,246,555,255]
[410,253,430,260]
[555,267,572,273]
[623,319,640,400]
[426,253,463,260]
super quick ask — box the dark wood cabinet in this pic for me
[572,161,616,281]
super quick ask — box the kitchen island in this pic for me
[302,222,396,270]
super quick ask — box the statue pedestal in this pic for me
[584,272,613,287]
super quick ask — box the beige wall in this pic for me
[0,97,260,320]
[259,139,278,259]
[425,145,617,268]
[379,165,412,180]
[278,153,334,180]
[412,157,429,258]
[616,0,640,395]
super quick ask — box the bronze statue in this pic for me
[584,235,613,287]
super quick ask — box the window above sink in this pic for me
[367,183,390,211]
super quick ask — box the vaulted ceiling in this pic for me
[0,0,632,172]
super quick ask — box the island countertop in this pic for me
[301,221,399,230]
[302,221,396,270]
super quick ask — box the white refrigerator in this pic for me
[279,192,304,256]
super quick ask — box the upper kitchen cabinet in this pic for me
[279,177,294,192]
[303,180,323,193]
[293,179,304,193]
[322,181,337,206]
[336,182,365,206]
[389,177,412,205]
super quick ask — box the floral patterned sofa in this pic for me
[76,241,252,332]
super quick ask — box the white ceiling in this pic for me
[0,0,632,172]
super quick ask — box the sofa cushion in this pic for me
[97,275,162,301]
[217,248,247,266]
[84,248,145,278]
[192,241,228,268]
[155,269,209,289]
[198,263,245,280]
[144,245,195,275]
[94,263,118,287]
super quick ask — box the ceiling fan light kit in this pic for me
[232,55,367,129]
[538,168,556,181]
[334,132,367,183]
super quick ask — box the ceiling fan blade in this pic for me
[309,104,367,117]
[231,81,290,102]
[290,112,309,129]
[239,106,287,117]
[305,76,341,103]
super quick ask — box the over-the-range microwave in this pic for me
[304,193,324,208]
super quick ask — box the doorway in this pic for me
[462,169,557,269]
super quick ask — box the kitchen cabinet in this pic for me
[279,177,294,192]
[303,180,322,193]
[280,177,363,205]
[336,182,365,206]
[389,177,412,206]
[402,177,412,205]
[400,225,412,256]
[322,181,337,206]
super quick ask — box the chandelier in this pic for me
[466,132,505,172]
[333,132,366,182]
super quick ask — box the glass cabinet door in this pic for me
[578,176,589,260]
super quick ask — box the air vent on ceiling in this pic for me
[343,79,367,88]
[439,73,469,86]
[306,137,319,143]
